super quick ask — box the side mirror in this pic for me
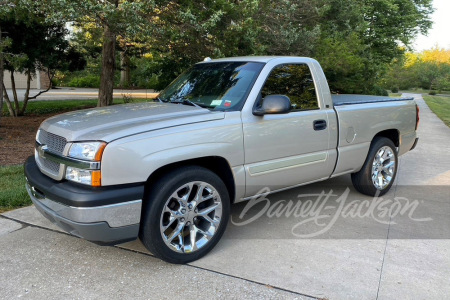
[253,95,291,116]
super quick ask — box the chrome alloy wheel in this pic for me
[371,146,396,190]
[160,181,223,253]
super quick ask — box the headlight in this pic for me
[66,167,101,186]
[66,141,106,187]
[68,142,106,161]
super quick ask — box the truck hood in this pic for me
[40,102,225,142]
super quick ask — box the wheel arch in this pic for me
[351,134,398,196]
[143,156,236,206]
[373,129,400,147]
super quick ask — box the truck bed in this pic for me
[332,94,414,106]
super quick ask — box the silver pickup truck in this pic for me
[25,56,419,263]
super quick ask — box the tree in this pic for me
[30,0,433,98]
[69,16,150,89]
[0,0,15,125]
[39,0,156,106]
[314,33,366,93]
[120,0,264,89]
[0,10,86,116]
[415,48,450,91]
[0,28,5,124]
[359,0,432,92]
[381,47,450,92]
[314,0,433,94]
[157,0,433,94]
[255,0,321,56]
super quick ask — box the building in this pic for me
[3,70,51,90]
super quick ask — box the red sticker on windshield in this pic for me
[224,101,231,107]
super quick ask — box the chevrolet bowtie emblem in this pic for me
[37,144,48,158]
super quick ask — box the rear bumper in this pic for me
[24,156,144,245]
[399,131,418,156]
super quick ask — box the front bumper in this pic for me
[410,137,419,151]
[24,156,145,245]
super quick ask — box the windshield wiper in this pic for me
[182,99,202,108]
[171,99,202,108]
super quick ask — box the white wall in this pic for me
[3,71,40,89]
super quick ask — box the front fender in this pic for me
[100,113,244,186]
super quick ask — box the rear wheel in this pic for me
[139,166,230,264]
[351,137,398,196]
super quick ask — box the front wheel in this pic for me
[139,166,230,264]
[351,137,398,196]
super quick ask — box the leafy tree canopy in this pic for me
[2,0,436,103]
[0,4,86,116]
[381,47,450,91]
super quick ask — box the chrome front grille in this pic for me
[37,130,67,155]
[40,156,61,174]
[36,129,68,179]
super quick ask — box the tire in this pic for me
[351,137,398,196]
[139,166,230,264]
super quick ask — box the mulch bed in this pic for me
[0,115,54,166]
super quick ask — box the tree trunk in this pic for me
[18,71,31,116]
[2,82,15,117]
[0,27,3,126]
[120,51,131,88]
[27,69,54,101]
[98,24,116,107]
[10,71,19,117]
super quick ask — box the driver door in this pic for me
[242,63,334,197]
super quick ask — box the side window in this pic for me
[261,64,319,111]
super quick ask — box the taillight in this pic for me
[415,104,420,130]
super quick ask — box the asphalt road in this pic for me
[4,87,158,101]
[1,94,449,299]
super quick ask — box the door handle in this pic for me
[313,119,327,131]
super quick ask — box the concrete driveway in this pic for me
[1,94,449,299]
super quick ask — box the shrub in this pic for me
[130,56,190,90]
[371,86,389,96]
[391,87,399,93]
[122,93,134,103]
[67,75,101,88]
[429,90,437,95]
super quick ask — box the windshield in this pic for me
[158,62,264,111]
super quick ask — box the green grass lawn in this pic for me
[399,89,450,95]
[388,93,402,97]
[389,89,450,98]
[423,95,450,127]
[25,99,99,115]
[0,165,30,213]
